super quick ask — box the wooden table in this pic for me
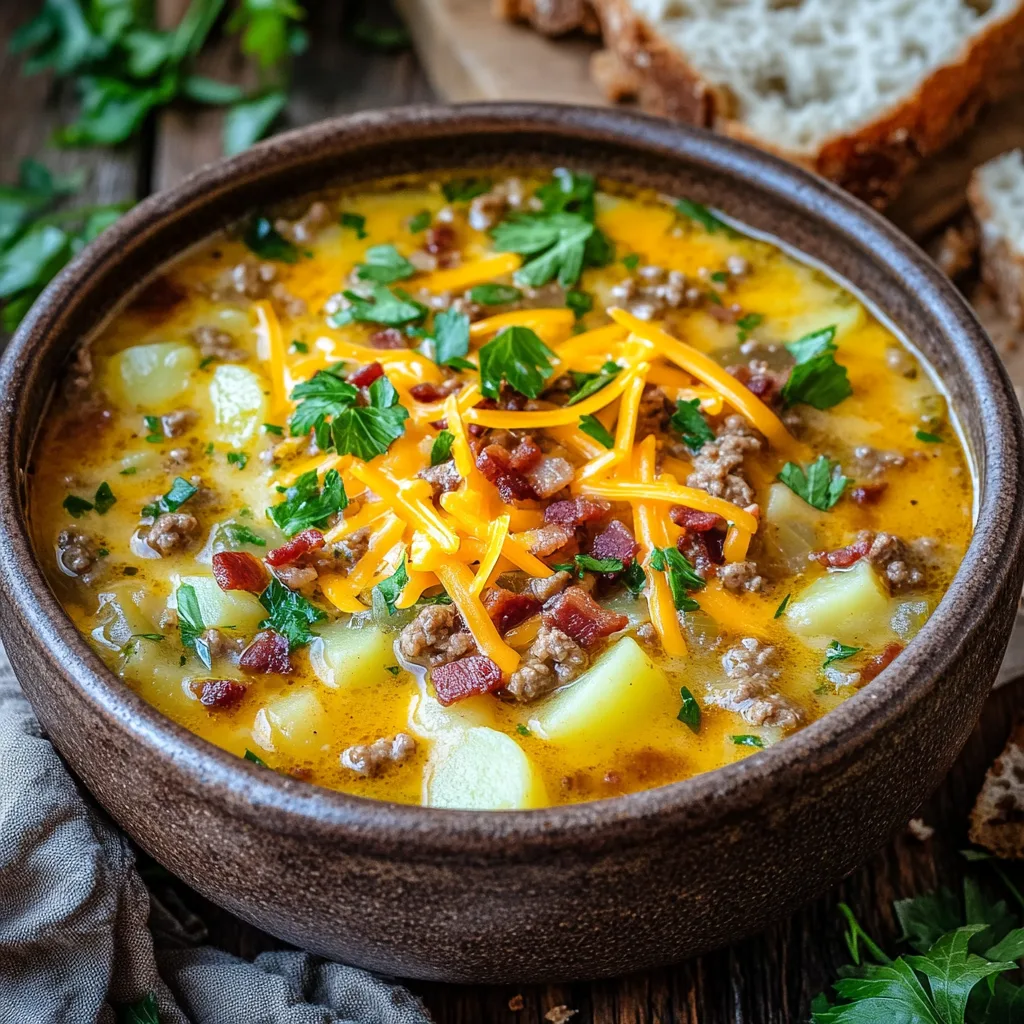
[1,2,1020,1020]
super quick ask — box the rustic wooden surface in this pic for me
[2,2,1023,1021]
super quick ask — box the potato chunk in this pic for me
[252,690,327,757]
[407,690,497,739]
[785,560,890,642]
[530,637,672,748]
[106,342,198,411]
[175,574,266,634]
[424,727,545,810]
[313,623,397,689]
[209,364,268,448]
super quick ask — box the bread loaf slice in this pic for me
[969,148,1024,327]
[970,717,1024,860]
[499,0,1024,207]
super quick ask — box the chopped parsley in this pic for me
[622,253,640,271]
[289,340,308,354]
[372,557,409,616]
[356,243,415,285]
[430,308,472,368]
[469,283,522,305]
[330,375,410,460]
[288,369,358,437]
[774,594,791,619]
[408,210,431,233]
[327,284,426,327]
[677,686,701,733]
[578,413,615,449]
[63,494,93,518]
[669,398,715,452]
[143,415,163,443]
[93,482,116,514]
[119,467,137,476]
[781,325,852,410]
[710,270,729,284]
[731,734,764,748]
[430,430,455,466]
[675,197,728,234]
[736,311,763,342]
[268,468,347,536]
[141,476,198,518]
[574,553,624,576]
[778,455,848,512]
[567,360,620,405]
[622,559,646,598]
[225,524,266,548]
[262,422,284,436]
[384,665,401,676]
[64,479,116,518]
[441,177,492,203]
[258,578,325,649]
[916,429,943,443]
[226,452,248,470]
[823,641,862,668]
[243,748,269,767]
[176,583,210,669]
[340,212,367,239]
[492,212,595,288]
[649,547,705,611]
[516,724,531,737]
[198,355,215,370]
[565,289,592,318]
[478,325,556,400]
[243,215,299,263]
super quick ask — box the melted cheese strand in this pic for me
[323,500,390,543]
[575,364,649,483]
[253,300,289,417]
[471,514,511,595]
[723,524,752,562]
[441,493,553,578]
[416,253,522,294]
[468,308,575,339]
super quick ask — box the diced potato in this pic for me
[91,584,161,652]
[252,690,328,756]
[765,482,825,526]
[785,560,891,642]
[764,482,823,568]
[312,622,397,689]
[530,637,672,748]
[105,342,198,411]
[209,364,268,448]
[174,574,266,634]
[424,727,545,810]
[407,690,498,739]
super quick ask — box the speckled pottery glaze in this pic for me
[0,105,1022,984]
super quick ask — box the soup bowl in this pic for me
[1,104,1022,984]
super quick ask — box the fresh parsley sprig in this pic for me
[778,455,848,512]
[268,468,347,536]
[372,557,409,617]
[578,414,614,449]
[258,577,325,649]
[142,476,198,518]
[781,325,853,410]
[176,583,210,669]
[567,361,619,406]
[327,284,426,327]
[477,325,556,400]
[649,547,705,612]
[669,398,715,452]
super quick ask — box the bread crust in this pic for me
[969,717,1024,860]
[968,161,1024,327]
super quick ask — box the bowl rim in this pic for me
[1,101,1021,858]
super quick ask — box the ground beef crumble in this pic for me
[708,638,803,730]
[341,732,416,777]
[398,604,478,668]
[506,625,587,703]
[191,325,248,362]
[146,513,201,556]
[686,415,763,507]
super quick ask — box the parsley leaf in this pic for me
[622,558,646,597]
[330,375,410,460]
[63,494,93,518]
[223,90,287,156]
[731,734,764,748]
[622,253,640,271]
[373,556,409,616]
[535,169,597,217]
[430,430,455,466]
[268,468,347,536]
[736,311,763,342]
[259,577,325,650]
[782,325,853,410]
[670,398,715,452]
[565,289,592,318]
[176,583,210,669]
[243,748,268,767]
[288,369,358,437]
[575,553,624,575]
[567,361,619,405]
[328,285,426,327]
[408,210,431,233]
[93,481,116,514]
[579,413,615,449]
[243,215,299,263]
[677,686,701,733]
[225,524,266,548]
[824,641,862,668]
[340,211,367,238]
[430,308,471,367]
[916,429,943,444]
[478,325,556,399]
[441,177,491,203]
[469,283,522,305]
[778,455,848,511]
[676,198,728,234]
[649,547,705,611]
[774,594,791,619]
[492,212,594,288]
[226,0,306,71]
[142,476,198,518]
[356,243,415,284]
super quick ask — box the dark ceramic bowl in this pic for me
[1,104,1022,984]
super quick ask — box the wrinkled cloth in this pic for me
[0,650,432,1024]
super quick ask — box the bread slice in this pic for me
[969,149,1024,327]
[969,717,1024,860]
[499,0,1024,207]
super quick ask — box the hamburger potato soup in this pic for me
[30,170,974,809]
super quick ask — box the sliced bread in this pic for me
[969,716,1024,860]
[969,148,1024,327]
[500,0,1024,207]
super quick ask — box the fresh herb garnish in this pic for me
[63,494,93,518]
[93,481,116,514]
[268,468,347,536]
[429,308,472,368]
[116,990,160,1024]
[415,592,453,607]
[649,547,705,611]
[774,594,791,619]
[622,558,647,597]
[574,553,625,576]
[567,360,620,405]
[176,583,210,669]
[288,369,358,437]
[340,211,367,238]
[731,734,764,748]
[408,210,431,233]
[736,311,763,342]
[262,422,284,436]
[916,429,943,443]
[622,253,640,271]
[226,452,248,470]
[384,665,401,676]
[778,455,848,512]
[516,723,531,737]
[565,289,592,318]
[243,748,268,767]
[677,686,701,733]
[243,214,299,263]
[675,198,728,234]
[578,413,615,449]
[372,557,409,616]
[119,632,164,666]
[223,91,288,157]
[258,577,325,649]
[492,212,595,288]
[327,284,426,327]
[669,398,715,452]
[119,467,137,476]
[225,524,266,548]
[441,177,491,203]
[430,430,455,466]
[329,375,410,461]
[823,641,862,668]
[469,283,522,305]
[289,339,308,353]
[143,415,164,443]
[781,325,853,410]
[710,270,729,284]
[478,325,556,400]
[356,243,415,284]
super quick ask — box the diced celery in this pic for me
[105,342,199,411]
[209,364,268,448]
[785,560,891,642]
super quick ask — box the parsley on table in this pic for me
[340,211,367,238]
[774,594,791,619]
[327,284,426,327]
[736,311,763,342]
[916,429,943,444]
[224,523,266,548]
[141,476,198,518]
[478,325,556,400]
[268,468,347,536]
[675,198,728,234]
[408,210,431,233]
[778,455,848,512]
[115,990,160,1024]
[356,243,415,284]
[578,413,615,449]
[677,686,701,733]
[372,557,409,616]
[243,214,299,263]
[258,577,325,649]
[441,177,491,203]
[430,430,455,466]
[622,559,646,597]
[781,325,853,410]
[227,0,307,72]
[823,641,862,668]
[567,360,620,405]
[224,91,288,156]
[176,583,210,669]
[731,734,764,748]
[243,748,268,767]
[649,547,705,611]
[469,283,522,305]
[288,369,357,437]
[330,375,410,460]
[669,398,715,452]
[429,308,472,368]
[574,553,624,576]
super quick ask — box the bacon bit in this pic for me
[525,456,575,499]
[509,436,543,472]
[545,496,610,527]
[670,505,724,532]
[369,328,408,350]
[347,361,384,387]
[521,523,575,557]
[267,528,325,567]
[851,482,888,506]
[475,444,536,504]
[813,536,872,569]
[410,379,462,403]
[860,642,903,683]
[191,678,247,708]
[591,520,639,563]
[239,630,292,674]
[482,587,541,634]
[425,224,459,267]
[681,530,725,566]
[542,586,629,647]
[432,655,504,705]
[212,551,267,593]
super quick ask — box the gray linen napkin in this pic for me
[0,648,432,1024]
